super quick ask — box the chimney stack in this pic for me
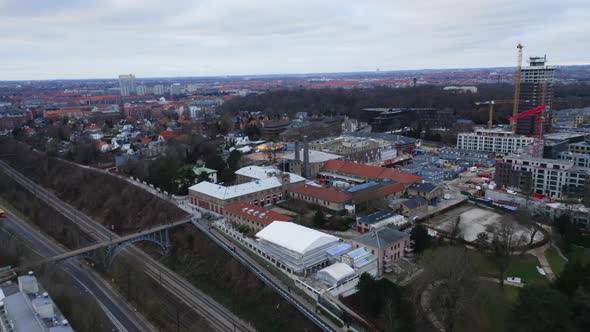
[294,142,300,161]
[303,136,310,178]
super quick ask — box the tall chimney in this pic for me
[294,142,300,161]
[303,136,310,178]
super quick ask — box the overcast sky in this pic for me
[1,0,589,80]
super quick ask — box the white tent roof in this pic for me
[255,222,339,255]
[318,262,355,281]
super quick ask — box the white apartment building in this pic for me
[496,155,588,199]
[457,128,534,154]
[118,74,136,96]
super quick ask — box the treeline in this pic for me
[221,83,590,125]
[0,139,320,332]
[0,140,186,234]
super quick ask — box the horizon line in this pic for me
[2,63,589,83]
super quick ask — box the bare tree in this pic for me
[489,219,526,288]
[418,247,481,332]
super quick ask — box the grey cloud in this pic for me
[0,0,588,80]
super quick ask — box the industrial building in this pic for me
[320,160,422,186]
[255,222,341,275]
[235,166,305,185]
[280,149,342,178]
[0,273,74,332]
[360,108,457,132]
[456,128,534,154]
[289,184,353,212]
[346,132,418,154]
[189,174,292,214]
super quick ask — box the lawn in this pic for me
[473,251,549,286]
[545,247,567,276]
[571,246,590,265]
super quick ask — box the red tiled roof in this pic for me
[323,160,421,185]
[291,184,352,203]
[139,137,152,144]
[160,130,177,140]
[376,182,406,196]
[224,202,293,226]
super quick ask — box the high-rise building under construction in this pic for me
[515,56,555,135]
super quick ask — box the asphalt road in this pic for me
[0,212,155,332]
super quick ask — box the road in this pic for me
[0,159,255,332]
[0,212,156,332]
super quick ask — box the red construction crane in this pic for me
[510,105,546,158]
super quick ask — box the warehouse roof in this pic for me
[189,177,282,200]
[323,160,422,184]
[235,166,305,184]
[291,184,352,203]
[255,221,339,255]
[281,149,343,163]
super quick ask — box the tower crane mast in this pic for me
[512,43,524,133]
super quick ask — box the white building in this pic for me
[316,262,356,286]
[118,74,136,96]
[153,85,165,95]
[545,203,590,230]
[457,128,534,154]
[1,273,74,332]
[255,222,341,275]
[496,155,589,199]
[136,85,150,96]
[170,83,182,96]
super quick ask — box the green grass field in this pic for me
[473,251,549,285]
[571,246,589,264]
[545,247,567,276]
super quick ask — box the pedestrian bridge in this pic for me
[16,217,191,272]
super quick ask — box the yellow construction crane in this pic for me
[512,43,524,132]
[475,100,514,129]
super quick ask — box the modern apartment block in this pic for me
[118,74,136,96]
[456,128,534,154]
[516,56,555,135]
[495,154,589,199]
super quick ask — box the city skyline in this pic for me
[1,0,589,80]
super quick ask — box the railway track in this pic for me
[0,160,255,332]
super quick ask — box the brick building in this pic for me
[224,202,293,233]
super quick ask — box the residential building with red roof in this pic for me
[322,160,422,185]
[224,202,293,232]
[289,184,352,212]
[158,130,177,141]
